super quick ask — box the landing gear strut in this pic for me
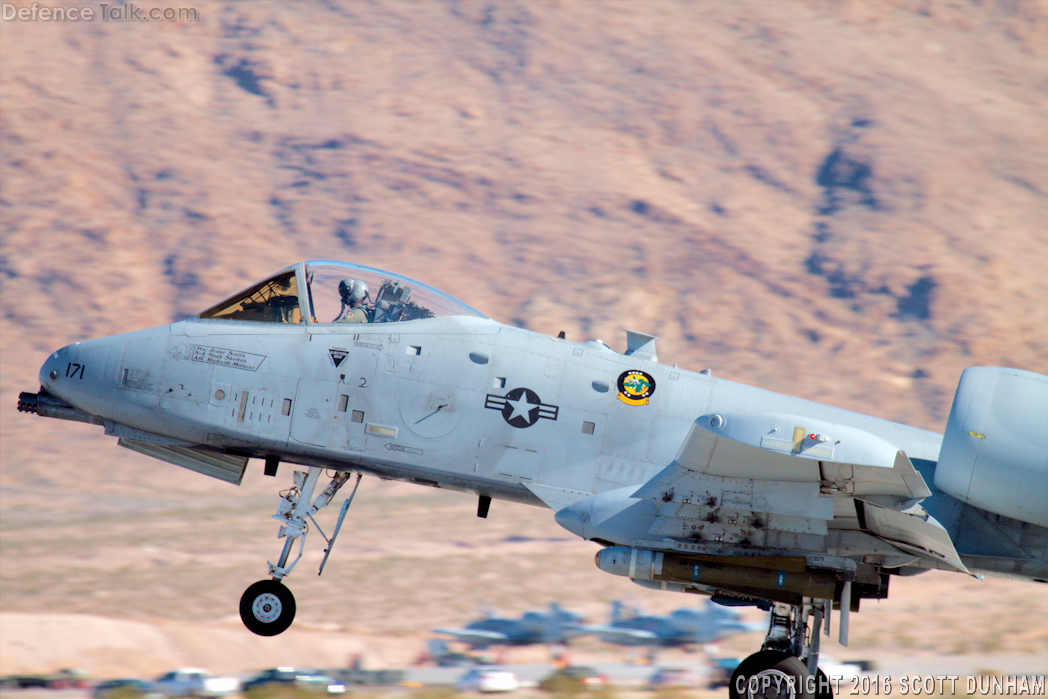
[239,467,361,636]
[730,595,842,699]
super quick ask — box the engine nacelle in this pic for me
[934,367,1048,527]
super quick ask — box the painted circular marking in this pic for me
[617,370,656,406]
[501,387,542,428]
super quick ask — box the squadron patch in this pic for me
[485,387,559,428]
[617,370,656,406]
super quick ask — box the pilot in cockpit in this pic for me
[334,278,372,323]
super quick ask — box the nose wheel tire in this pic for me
[730,650,814,699]
[240,580,296,636]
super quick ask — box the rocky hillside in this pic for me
[1,0,1047,669]
[3,1,1046,431]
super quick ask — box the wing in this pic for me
[432,628,510,646]
[557,412,968,575]
[580,624,658,643]
[639,411,931,498]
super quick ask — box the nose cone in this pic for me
[38,339,113,413]
[39,344,77,393]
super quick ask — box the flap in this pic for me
[855,500,970,574]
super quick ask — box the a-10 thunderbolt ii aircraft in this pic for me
[434,602,585,649]
[585,599,765,658]
[19,260,1048,698]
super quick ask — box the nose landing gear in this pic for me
[239,466,361,636]
[240,579,296,636]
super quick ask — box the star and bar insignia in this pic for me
[485,387,559,428]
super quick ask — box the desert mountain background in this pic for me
[1,0,1047,678]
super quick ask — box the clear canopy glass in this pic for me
[305,261,486,324]
[199,268,302,323]
[197,261,486,325]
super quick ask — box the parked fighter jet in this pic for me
[586,600,764,656]
[20,260,1048,699]
[434,603,585,648]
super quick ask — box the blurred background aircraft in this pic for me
[585,600,765,660]
[434,603,585,649]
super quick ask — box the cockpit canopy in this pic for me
[198,261,486,325]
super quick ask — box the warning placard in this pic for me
[189,345,265,371]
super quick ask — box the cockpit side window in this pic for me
[199,270,302,324]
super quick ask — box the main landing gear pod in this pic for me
[239,466,362,636]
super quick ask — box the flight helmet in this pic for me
[339,278,369,305]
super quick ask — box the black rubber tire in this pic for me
[730,650,814,699]
[814,668,834,699]
[240,579,296,636]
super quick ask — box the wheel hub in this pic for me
[746,669,799,699]
[252,593,282,622]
